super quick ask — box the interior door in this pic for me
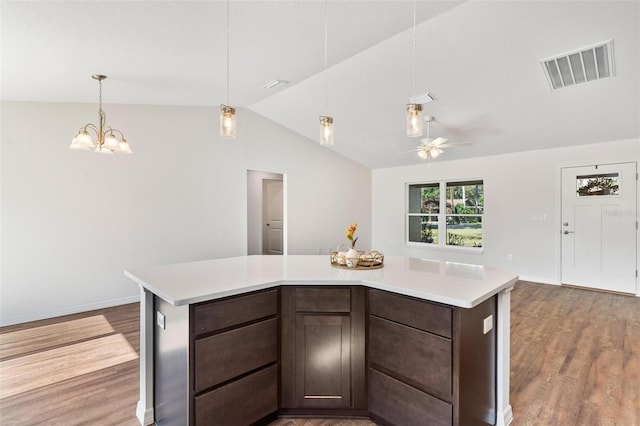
[263,179,283,255]
[561,163,637,293]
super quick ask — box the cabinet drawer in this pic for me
[193,289,277,336]
[195,364,278,426]
[369,289,452,338]
[295,287,351,312]
[369,368,452,426]
[195,318,277,392]
[369,315,452,399]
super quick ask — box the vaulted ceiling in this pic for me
[2,1,638,168]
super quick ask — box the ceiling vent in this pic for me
[541,39,614,90]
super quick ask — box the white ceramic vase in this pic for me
[346,248,359,268]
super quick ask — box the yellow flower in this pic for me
[346,223,358,248]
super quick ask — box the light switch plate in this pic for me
[157,311,166,329]
[483,315,493,334]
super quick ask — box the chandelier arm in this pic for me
[104,128,126,139]
[81,123,99,135]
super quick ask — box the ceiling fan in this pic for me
[405,116,472,160]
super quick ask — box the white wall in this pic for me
[372,139,639,285]
[0,102,371,326]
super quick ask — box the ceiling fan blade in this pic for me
[396,148,420,156]
[430,137,448,147]
[439,141,473,148]
[420,137,435,145]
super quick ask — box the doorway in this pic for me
[560,162,637,294]
[247,170,286,256]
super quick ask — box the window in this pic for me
[407,180,484,248]
[576,173,619,197]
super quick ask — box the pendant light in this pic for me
[319,0,334,146]
[69,75,132,154]
[220,0,236,139]
[406,0,424,137]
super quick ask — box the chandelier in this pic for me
[69,75,132,154]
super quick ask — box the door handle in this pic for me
[266,223,270,227]
[563,230,574,234]
[563,222,569,226]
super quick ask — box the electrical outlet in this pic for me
[156,311,166,330]
[317,247,322,254]
[507,254,513,261]
[483,315,493,334]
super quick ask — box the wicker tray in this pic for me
[330,249,384,270]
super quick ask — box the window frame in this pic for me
[406,179,484,251]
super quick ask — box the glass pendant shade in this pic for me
[406,104,424,137]
[220,105,236,139]
[95,145,113,154]
[104,134,120,150]
[69,131,95,150]
[69,137,89,150]
[118,139,133,154]
[319,116,334,146]
[430,147,442,158]
[417,148,429,159]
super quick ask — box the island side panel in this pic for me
[496,286,514,426]
[456,295,497,425]
[154,296,190,425]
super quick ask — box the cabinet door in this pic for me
[295,314,351,407]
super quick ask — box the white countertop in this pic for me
[125,255,518,308]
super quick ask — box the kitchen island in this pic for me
[126,255,518,426]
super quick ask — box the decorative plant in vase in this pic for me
[346,223,359,267]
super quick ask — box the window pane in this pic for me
[408,183,440,214]
[445,181,484,214]
[576,173,619,196]
[408,216,439,243]
[446,215,482,247]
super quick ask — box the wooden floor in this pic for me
[0,281,638,425]
[510,281,640,425]
[0,304,141,426]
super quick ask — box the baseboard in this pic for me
[516,275,558,285]
[136,400,154,426]
[0,294,140,327]
[497,404,513,426]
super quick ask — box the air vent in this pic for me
[541,40,614,90]
[408,92,436,104]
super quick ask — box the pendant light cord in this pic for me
[226,0,230,106]
[323,0,328,115]
[412,0,417,99]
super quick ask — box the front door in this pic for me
[561,163,637,293]
[263,179,283,255]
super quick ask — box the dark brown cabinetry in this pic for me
[156,284,498,425]
[280,286,367,415]
[190,289,279,425]
[368,289,497,426]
